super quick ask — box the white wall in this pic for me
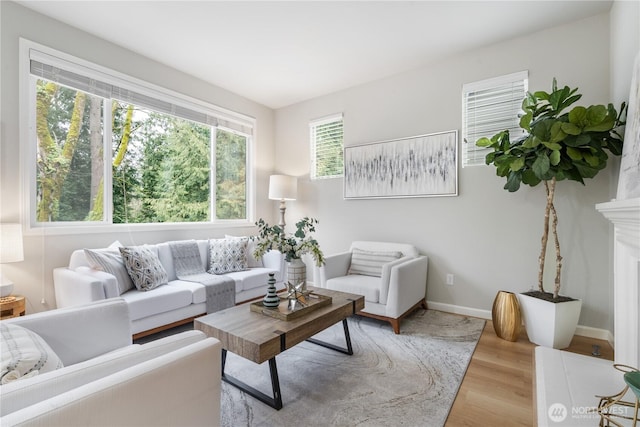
[275,13,619,330]
[0,2,277,313]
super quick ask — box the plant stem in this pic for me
[549,178,562,299]
[538,180,552,293]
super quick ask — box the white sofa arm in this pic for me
[4,299,132,366]
[262,250,285,281]
[385,256,428,318]
[0,338,222,427]
[53,267,113,308]
[313,251,352,287]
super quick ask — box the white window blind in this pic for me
[462,71,528,167]
[310,113,344,180]
[29,49,253,134]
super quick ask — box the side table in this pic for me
[0,295,26,319]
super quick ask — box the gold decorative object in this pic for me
[595,364,639,427]
[492,290,521,342]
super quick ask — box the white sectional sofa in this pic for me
[53,238,285,337]
[0,299,222,427]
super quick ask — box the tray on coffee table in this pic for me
[249,292,332,320]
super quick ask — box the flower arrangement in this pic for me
[252,217,325,266]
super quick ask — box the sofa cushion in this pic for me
[84,245,134,295]
[0,330,206,417]
[1,323,64,384]
[225,267,279,292]
[119,246,168,291]
[166,280,207,304]
[120,285,193,321]
[208,238,248,274]
[326,274,381,303]
[348,248,403,277]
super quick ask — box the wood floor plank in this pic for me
[445,319,614,426]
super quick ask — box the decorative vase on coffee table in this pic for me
[287,258,306,291]
[492,290,521,342]
[263,273,280,308]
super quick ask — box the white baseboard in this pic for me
[427,300,614,345]
[426,301,492,320]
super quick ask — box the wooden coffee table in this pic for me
[195,286,365,410]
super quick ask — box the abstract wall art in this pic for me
[344,130,458,199]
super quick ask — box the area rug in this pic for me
[220,310,485,427]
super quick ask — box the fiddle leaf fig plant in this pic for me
[477,78,625,300]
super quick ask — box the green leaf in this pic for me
[522,169,542,186]
[533,153,550,178]
[584,116,615,132]
[475,137,493,148]
[569,106,587,126]
[566,147,583,161]
[583,152,601,167]
[523,136,540,148]
[549,122,566,144]
[561,122,581,135]
[533,91,550,101]
[586,105,607,125]
[504,171,522,192]
[510,157,525,171]
[519,112,532,130]
[550,150,561,166]
[543,141,562,150]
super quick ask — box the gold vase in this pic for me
[492,291,522,342]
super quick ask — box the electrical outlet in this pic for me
[446,274,454,285]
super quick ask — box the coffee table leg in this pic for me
[221,349,283,410]
[306,318,353,355]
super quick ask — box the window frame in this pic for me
[19,38,255,235]
[461,71,528,167]
[310,113,344,180]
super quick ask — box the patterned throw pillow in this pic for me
[348,248,403,277]
[225,235,263,268]
[1,323,64,384]
[208,238,248,274]
[84,246,135,295]
[119,246,168,291]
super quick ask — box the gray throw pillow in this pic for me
[348,248,403,277]
[119,246,168,291]
[208,238,248,274]
[84,247,135,295]
[1,323,64,384]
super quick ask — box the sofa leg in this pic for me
[390,319,400,334]
[421,299,428,310]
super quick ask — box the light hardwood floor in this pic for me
[445,319,614,426]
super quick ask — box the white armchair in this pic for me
[313,241,428,334]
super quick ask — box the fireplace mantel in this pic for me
[596,197,640,368]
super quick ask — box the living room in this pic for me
[1,1,639,426]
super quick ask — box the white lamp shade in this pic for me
[268,175,297,201]
[0,223,24,263]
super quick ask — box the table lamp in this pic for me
[0,223,24,297]
[268,175,297,232]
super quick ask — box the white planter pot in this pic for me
[517,293,582,349]
[287,258,306,286]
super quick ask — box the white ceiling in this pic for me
[16,1,612,109]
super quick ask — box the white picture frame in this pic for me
[344,130,458,199]
[617,50,640,200]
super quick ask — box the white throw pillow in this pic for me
[208,238,248,274]
[84,245,135,295]
[119,246,168,291]
[348,248,403,277]
[0,323,63,384]
[225,235,263,268]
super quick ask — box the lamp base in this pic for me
[0,274,14,297]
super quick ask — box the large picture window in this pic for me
[23,41,253,229]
